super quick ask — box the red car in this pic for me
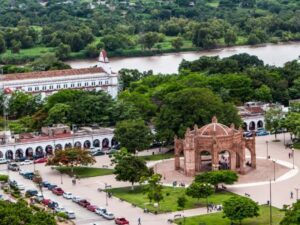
[34,158,47,164]
[115,218,129,225]
[52,187,64,195]
[86,205,97,212]
[78,199,91,207]
[42,198,51,206]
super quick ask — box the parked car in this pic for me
[15,157,27,162]
[102,211,115,220]
[95,207,106,216]
[34,158,47,164]
[63,192,73,199]
[78,199,91,207]
[42,198,51,206]
[48,201,59,210]
[20,160,33,165]
[0,158,8,164]
[52,187,64,195]
[106,149,118,155]
[25,189,38,197]
[115,218,129,225]
[15,183,25,190]
[66,210,76,219]
[47,184,57,190]
[34,193,44,202]
[86,205,98,212]
[91,150,105,156]
[23,172,34,180]
[54,205,66,213]
[72,196,82,203]
[8,163,20,171]
[243,131,254,137]
[256,131,270,136]
[42,181,51,188]
[33,154,45,160]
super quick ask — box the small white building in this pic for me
[0,50,119,99]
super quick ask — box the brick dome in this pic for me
[197,116,237,136]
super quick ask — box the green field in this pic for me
[175,205,284,225]
[109,186,235,213]
[56,166,114,178]
[139,152,174,161]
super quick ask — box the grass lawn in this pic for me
[175,205,285,225]
[109,186,235,213]
[139,152,174,161]
[56,166,114,178]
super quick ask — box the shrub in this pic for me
[0,175,8,182]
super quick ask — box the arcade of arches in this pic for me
[1,138,117,160]
[174,117,256,176]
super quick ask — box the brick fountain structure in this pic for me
[174,116,256,176]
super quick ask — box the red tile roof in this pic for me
[246,106,264,114]
[1,67,105,81]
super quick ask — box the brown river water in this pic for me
[67,42,300,74]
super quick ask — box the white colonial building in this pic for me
[0,50,119,99]
[0,125,116,160]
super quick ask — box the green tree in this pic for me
[224,29,237,46]
[186,182,214,211]
[112,152,149,189]
[280,200,300,225]
[142,174,164,207]
[114,119,153,153]
[84,43,99,58]
[139,32,161,50]
[265,108,284,140]
[55,43,71,60]
[0,35,6,54]
[119,69,152,91]
[46,103,72,125]
[171,37,184,51]
[177,195,187,209]
[223,196,259,225]
[254,85,272,102]
[195,170,238,191]
[30,53,71,71]
[11,40,21,53]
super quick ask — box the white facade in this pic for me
[0,128,116,160]
[0,51,119,99]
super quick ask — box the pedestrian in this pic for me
[138,217,141,225]
[291,191,294,199]
[288,153,291,158]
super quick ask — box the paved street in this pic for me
[0,134,299,224]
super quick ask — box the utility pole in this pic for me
[269,179,272,225]
[266,141,269,159]
[295,188,299,200]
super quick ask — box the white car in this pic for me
[102,211,115,220]
[63,192,73,199]
[34,193,44,202]
[19,169,29,175]
[54,205,66,213]
[95,207,106,216]
[15,183,25,190]
[72,196,81,203]
[66,210,76,219]
[0,158,8,164]
[20,160,33,165]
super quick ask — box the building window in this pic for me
[84,82,88,86]
[63,84,68,88]
[42,86,46,90]
[34,86,39,91]
[92,82,95,86]
[77,83,81,87]
[99,81,102,85]
[105,80,109,85]
[71,83,75,88]
[57,84,61,89]
[49,85,53,90]
[28,87,32,91]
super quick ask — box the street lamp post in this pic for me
[295,188,299,200]
[266,141,269,159]
[269,179,272,225]
[272,160,276,181]
[292,148,295,169]
[105,183,108,206]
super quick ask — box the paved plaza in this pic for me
[0,134,299,225]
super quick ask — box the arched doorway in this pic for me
[218,150,231,170]
[15,149,24,159]
[93,139,100,148]
[249,121,256,131]
[83,140,91,149]
[45,145,53,156]
[243,123,248,131]
[55,144,63,151]
[65,143,72,149]
[5,150,13,160]
[26,147,34,158]
[0,151,3,158]
[74,141,81,149]
[197,150,212,172]
[257,120,263,129]
[36,146,44,157]
[102,138,109,149]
